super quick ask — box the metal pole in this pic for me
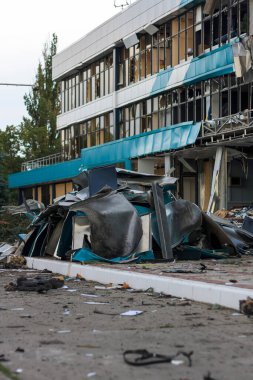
[0,83,33,87]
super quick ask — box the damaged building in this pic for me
[8,0,253,213]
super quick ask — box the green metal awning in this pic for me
[9,122,201,188]
[81,122,201,168]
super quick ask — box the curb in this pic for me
[26,257,252,311]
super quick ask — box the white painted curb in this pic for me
[26,257,253,311]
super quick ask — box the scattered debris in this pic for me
[86,372,97,378]
[120,310,143,316]
[15,369,23,374]
[0,354,9,362]
[215,206,253,227]
[83,301,109,305]
[203,372,218,380]
[4,275,64,293]
[15,348,24,353]
[2,199,44,216]
[76,273,85,281]
[162,263,207,274]
[4,256,26,269]
[239,297,253,317]
[123,349,193,366]
[0,243,17,260]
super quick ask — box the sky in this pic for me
[0,0,135,131]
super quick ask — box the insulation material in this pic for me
[203,0,218,15]
[233,37,253,80]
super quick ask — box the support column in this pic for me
[219,147,228,210]
[164,155,175,176]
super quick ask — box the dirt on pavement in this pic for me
[0,268,253,380]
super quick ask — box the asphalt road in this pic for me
[0,268,253,380]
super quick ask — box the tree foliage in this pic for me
[0,125,22,206]
[20,33,60,160]
[0,34,60,210]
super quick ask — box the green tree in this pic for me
[0,125,22,206]
[20,33,60,160]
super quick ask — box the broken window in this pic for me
[240,84,249,112]
[187,11,194,59]
[172,19,179,66]
[240,1,248,35]
[212,14,220,47]
[203,17,211,50]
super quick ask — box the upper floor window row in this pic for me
[60,112,114,160]
[59,0,248,113]
[60,53,113,113]
[118,72,252,139]
[118,0,248,88]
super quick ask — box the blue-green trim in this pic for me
[184,43,234,85]
[81,122,201,168]
[8,158,83,189]
[151,43,234,95]
[9,122,200,189]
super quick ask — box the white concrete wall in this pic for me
[57,94,114,129]
[53,0,193,80]
[57,59,190,129]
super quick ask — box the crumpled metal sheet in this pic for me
[152,199,202,248]
[70,188,143,259]
[2,199,45,216]
[202,213,237,255]
[221,226,253,254]
[165,200,202,248]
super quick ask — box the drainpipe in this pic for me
[113,47,118,140]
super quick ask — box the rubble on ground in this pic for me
[215,206,253,228]
[1,166,253,264]
[5,274,64,293]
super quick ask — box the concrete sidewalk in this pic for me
[26,256,253,311]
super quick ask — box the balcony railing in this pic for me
[200,109,253,143]
[21,153,63,172]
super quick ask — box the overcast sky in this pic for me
[0,0,135,131]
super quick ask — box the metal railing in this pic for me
[200,109,253,142]
[21,152,63,172]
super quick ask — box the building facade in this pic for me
[9,0,253,212]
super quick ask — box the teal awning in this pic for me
[81,122,201,168]
[9,122,201,188]
[8,158,83,189]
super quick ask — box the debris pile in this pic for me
[2,166,253,263]
[215,206,253,228]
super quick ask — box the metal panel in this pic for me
[134,214,152,254]
[152,182,173,260]
[72,216,91,250]
[123,33,139,49]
